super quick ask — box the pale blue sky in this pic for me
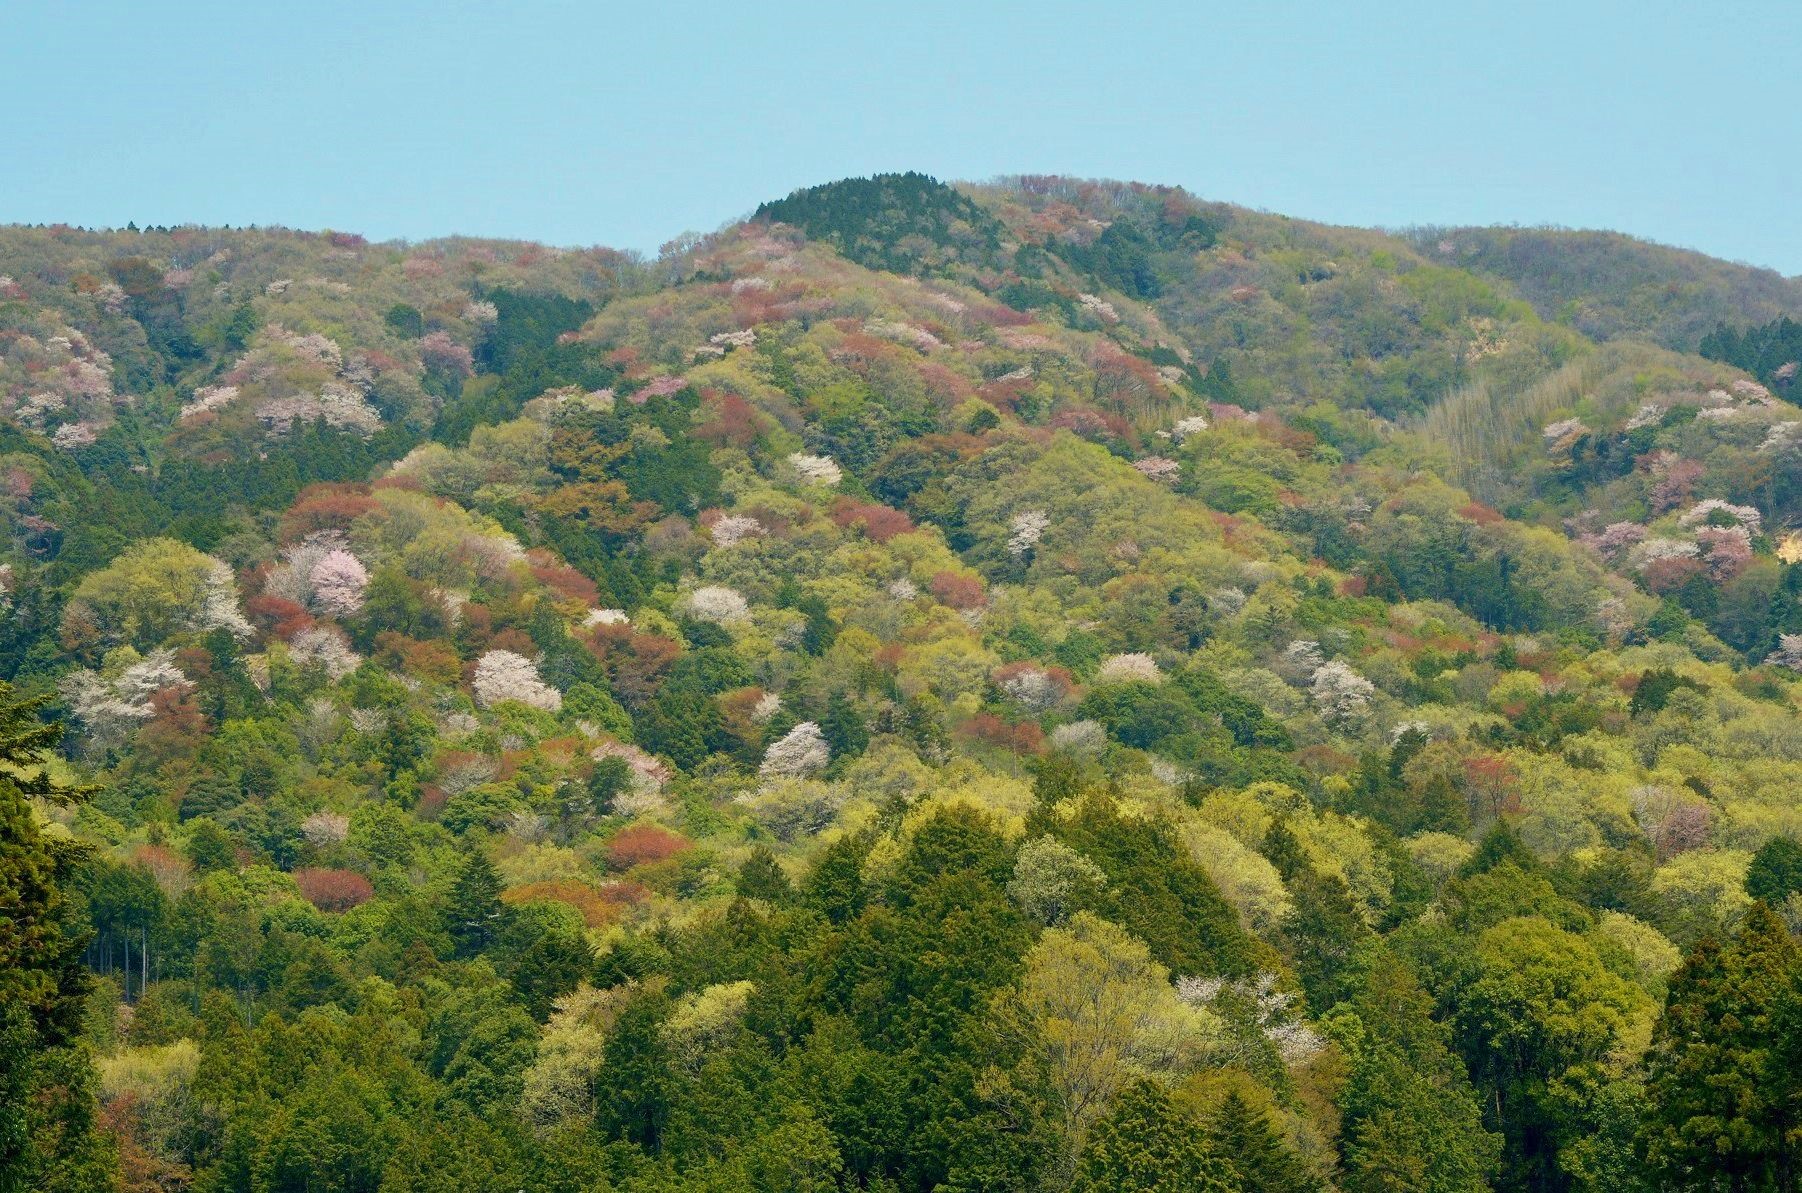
[7,1,1801,271]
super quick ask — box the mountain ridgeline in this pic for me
[7,174,1802,1191]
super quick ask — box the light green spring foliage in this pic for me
[999,911,1224,1185]
[1008,834,1109,926]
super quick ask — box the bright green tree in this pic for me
[1455,916,1651,1190]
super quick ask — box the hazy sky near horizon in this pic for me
[8,1,1801,272]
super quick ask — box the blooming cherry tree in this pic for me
[788,452,843,486]
[1678,498,1761,532]
[761,721,830,777]
[1008,509,1050,557]
[309,549,368,617]
[709,514,764,548]
[289,627,362,680]
[1309,660,1376,724]
[1095,653,1162,684]
[473,650,563,711]
[1170,415,1209,442]
[419,331,474,376]
[684,585,751,625]
[1768,635,1802,671]
[1132,457,1181,484]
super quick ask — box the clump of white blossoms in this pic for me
[1077,293,1120,322]
[266,532,367,617]
[887,577,919,600]
[1629,538,1700,572]
[1388,720,1436,744]
[1209,586,1247,614]
[787,452,842,486]
[258,381,382,437]
[709,329,757,351]
[473,650,563,712]
[761,721,830,777]
[683,585,751,625]
[1132,457,1181,483]
[180,384,240,421]
[309,549,368,617]
[709,515,764,548]
[1596,596,1635,639]
[1310,659,1376,724]
[301,810,351,847]
[60,649,191,751]
[1542,417,1589,447]
[1678,498,1762,532]
[1768,634,1802,671]
[199,559,255,639]
[348,707,386,735]
[1170,415,1209,442]
[1763,422,1802,458]
[1177,973,1324,1066]
[1000,666,1066,712]
[584,608,629,628]
[1049,719,1108,756]
[289,627,362,680]
[51,423,100,450]
[751,691,783,723]
[1282,639,1326,676]
[1095,652,1162,685]
[1007,509,1050,557]
[864,319,944,351]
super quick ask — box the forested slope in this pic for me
[6,176,1802,1192]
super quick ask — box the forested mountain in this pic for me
[7,174,1802,1191]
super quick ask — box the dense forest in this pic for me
[8,173,1802,1191]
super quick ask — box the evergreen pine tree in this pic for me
[446,852,508,959]
[1284,866,1371,1014]
[1261,817,1308,880]
[1265,818,1371,1012]
[592,987,671,1151]
[1747,836,1802,905]
[1207,1089,1320,1193]
[802,834,868,924]
[1031,752,1089,809]
[1072,1079,1238,1193]
[820,690,869,760]
[0,683,114,1193]
[1339,953,1500,1193]
[1639,902,1798,1188]
[737,845,794,904]
[1458,819,1540,878]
